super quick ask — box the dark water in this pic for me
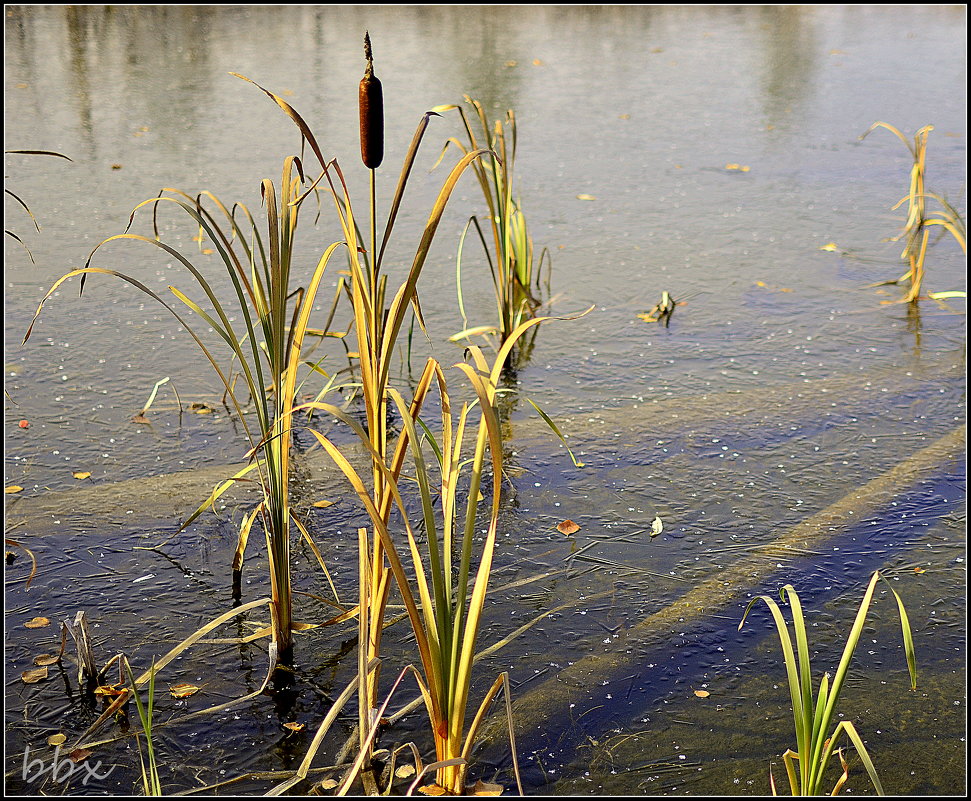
[4,5,966,796]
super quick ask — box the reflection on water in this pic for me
[755,5,818,134]
[4,4,966,796]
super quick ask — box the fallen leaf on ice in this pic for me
[22,667,48,684]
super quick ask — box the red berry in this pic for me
[18,420,29,429]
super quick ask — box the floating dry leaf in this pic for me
[282,721,306,732]
[69,748,92,763]
[6,486,24,494]
[202,248,214,255]
[312,500,335,508]
[650,515,664,537]
[47,733,67,746]
[504,60,518,68]
[33,654,60,666]
[724,163,751,172]
[576,193,596,201]
[169,683,201,699]
[318,779,340,790]
[18,419,29,428]
[694,689,711,698]
[914,567,926,574]
[190,402,215,414]
[131,414,151,425]
[24,616,50,629]
[418,785,449,796]
[532,58,544,66]
[819,242,840,252]
[72,471,91,480]
[394,764,416,780]
[22,666,48,684]
[470,780,505,796]
[556,519,580,536]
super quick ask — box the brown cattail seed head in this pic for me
[359,31,384,169]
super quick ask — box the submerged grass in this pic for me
[739,570,917,796]
[124,656,162,796]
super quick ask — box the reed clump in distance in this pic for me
[860,122,966,304]
[433,97,551,353]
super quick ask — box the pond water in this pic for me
[4,4,966,796]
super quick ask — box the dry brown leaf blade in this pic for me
[556,519,580,536]
[417,785,449,796]
[24,616,50,629]
[33,654,60,666]
[22,666,48,683]
[470,779,505,796]
[169,682,201,699]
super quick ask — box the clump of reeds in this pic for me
[24,155,346,657]
[298,332,537,794]
[860,122,966,304]
[433,97,551,353]
[739,570,917,796]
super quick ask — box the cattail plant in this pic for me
[860,122,967,304]
[234,33,494,771]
